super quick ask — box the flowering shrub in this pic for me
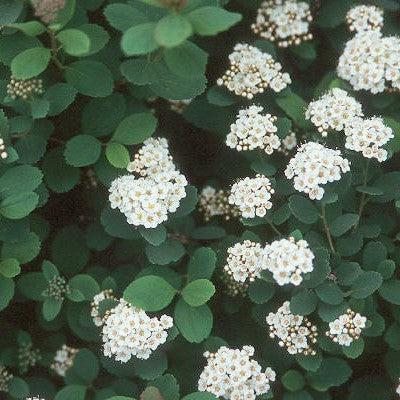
[1,1,400,400]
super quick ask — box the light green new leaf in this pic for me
[182,279,215,307]
[155,14,193,48]
[124,275,177,311]
[11,47,51,79]
[105,142,130,169]
[187,7,242,36]
[0,258,20,278]
[104,3,147,31]
[121,23,158,56]
[7,21,46,36]
[57,29,91,56]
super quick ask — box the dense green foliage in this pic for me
[0,0,400,400]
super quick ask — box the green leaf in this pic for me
[0,258,20,278]
[30,98,50,119]
[65,60,114,97]
[139,225,167,246]
[182,279,215,307]
[54,385,87,400]
[42,260,59,281]
[78,24,110,56]
[187,6,242,36]
[121,23,158,56]
[8,377,29,399]
[57,29,91,56]
[45,83,77,116]
[7,21,46,36]
[2,232,41,264]
[69,274,100,300]
[351,271,383,299]
[151,374,180,400]
[317,0,353,28]
[290,290,318,315]
[17,271,47,300]
[141,387,163,400]
[248,280,275,304]
[135,351,168,380]
[11,47,51,79]
[275,92,310,129]
[155,14,193,48]
[113,113,157,145]
[104,3,147,31]
[379,280,400,305]
[289,195,320,224]
[187,247,216,281]
[315,282,343,305]
[282,370,306,392]
[0,0,23,25]
[0,165,43,196]
[106,142,130,169]
[124,275,177,311]
[174,299,212,343]
[66,349,99,384]
[308,357,352,390]
[64,135,102,167]
[0,191,39,219]
[296,352,322,372]
[49,0,76,31]
[145,238,185,265]
[330,213,359,237]
[0,276,14,311]
[42,297,63,321]
[343,338,365,359]
[164,41,208,78]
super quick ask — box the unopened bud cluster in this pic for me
[101,299,173,362]
[252,0,313,48]
[51,345,78,377]
[168,98,192,113]
[109,138,187,228]
[217,43,291,99]
[0,365,13,393]
[91,289,117,327]
[326,309,367,346]
[198,346,276,400]
[42,275,70,301]
[198,186,239,222]
[264,236,314,286]
[224,240,265,283]
[305,88,363,137]
[18,342,41,374]
[285,142,350,200]
[0,139,8,160]
[266,301,318,355]
[346,5,383,33]
[229,174,274,219]
[280,131,297,154]
[221,271,249,297]
[7,76,44,100]
[226,105,281,154]
[32,0,66,23]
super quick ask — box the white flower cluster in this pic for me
[217,43,291,99]
[91,289,117,327]
[198,186,239,222]
[0,138,8,160]
[305,88,363,137]
[224,240,265,283]
[263,236,314,286]
[266,301,318,355]
[0,365,13,393]
[344,116,393,162]
[229,174,275,218]
[346,5,383,33]
[285,142,350,200]
[102,299,173,362]
[109,138,187,228]
[252,0,313,47]
[326,309,367,346]
[51,345,78,377]
[226,105,281,154]
[338,30,400,93]
[198,346,276,400]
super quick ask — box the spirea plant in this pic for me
[1,0,400,400]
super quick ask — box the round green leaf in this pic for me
[0,191,39,219]
[121,23,158,56]
[187,247,216,282]
[55,385,86,400]
[64,135,102,167]
[289,195,320,224]
[154,14,193,48]
[282,370,306,392]
[290,290,318,315]
[69,274,100,300]
[11,47,51,79]
[0,276,14,311]
[106,142,130,168]
[0,258,20,278]
[42,297,63,321]
[182,279,215,307]
[113,113,157,145]
[56,29,91,56]
[351,271,383,299]
[145,238,185,266]
[2,232,41,264]
[123,275,177,312]
[379,280,400,305]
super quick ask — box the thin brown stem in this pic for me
[321,204,335,254]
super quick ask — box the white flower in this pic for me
[338,30,400,93]
[224,240,266,284]
[305,88,363,137]
[51,345,78,377]
[266,301,318,355]
[227,105,281,154]
[109,138,187,229]
[217,43,291,99]
[344,116,393,162]
[252,0,313,47]
[285,142,350,200]
[101,299,173,362]
[346,5,383,33]
[198,186,239,221]
[198,346,275,400]
[263,236,314,286]
[229,174,274,219]
[91,289,117,327]
[326,309,367,346]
